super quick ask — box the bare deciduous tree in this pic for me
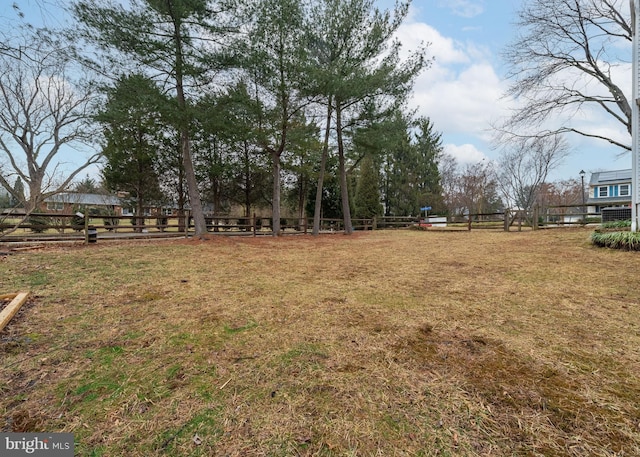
[534,178,585,222]
[0,33,100,215]
[439,152,459,215]
[457,160,501,218]
[500,0,632,150]
[536,179,584,209]
[497,136,571,214]
[440,155,502,218]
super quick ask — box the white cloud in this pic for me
[443,143,489,165]
[395,21,469,65]
[394,1,630,180]
[411,62,510,140]
[395,17,513,143]
[438,0,485,18]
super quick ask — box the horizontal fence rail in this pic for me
[0,204,608,242]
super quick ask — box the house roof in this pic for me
[44,193,121,206]
[586,196,631,206]
[589,169,631,185]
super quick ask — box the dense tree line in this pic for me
[70,0,442,235]
[4,0,614,234]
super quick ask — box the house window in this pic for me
[47,202,64,211]
[620,184,630,197]
[122,208,133,216]
[598,186,608,197]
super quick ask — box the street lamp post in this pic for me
[579,170,586,222]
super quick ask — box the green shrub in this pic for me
[591,231,640,250]
[28,216,50,233]
[601,219,631,229]
[71,214,85,231]
[103,217,120,231]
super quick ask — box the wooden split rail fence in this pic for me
[0,205,603,242]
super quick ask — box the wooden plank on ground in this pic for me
[0,292,29,333]
[10,245,45,252]
[0,293,18,300]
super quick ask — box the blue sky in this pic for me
[392,0,632,181]
[1,0,633,183]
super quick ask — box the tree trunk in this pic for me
[136,197,144,233]
[180,131,207,235]
[244,140,251,218]
[177,164,186,232]
[172,14,207,237]
[297,173,306,229]
[313,100,332,235]
[335,103,353,234]
[272,149,281,236]
[25,182,40,215]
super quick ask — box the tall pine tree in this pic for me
[73,0,241,237]
[98,74,165,229]
[354,154,382,219]
[305,0,428,234]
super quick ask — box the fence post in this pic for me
[518,211,522,231]
[372,216,377,230]
[253,213,257,237]
[468,217,472,231]
[84,211,89,245]
[504,209,510,232]
[533,206,539,230]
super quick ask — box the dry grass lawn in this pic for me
[1,228,640,456]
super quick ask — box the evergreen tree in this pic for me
[281,117,322,227]
[74,176,105,194]
[354,154,382,219]
[305,0,428,234]
[73,0,241,237]
[409,117,445,214]
[10,177,25,208]
[376,113,445,216]
[0,186,10,209]
[97,74,165,229]
[306,153,342,221]
[246,0,308,235]
[193,82,271,218]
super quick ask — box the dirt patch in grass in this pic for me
[396,323,640,455]
[1,229,640,455]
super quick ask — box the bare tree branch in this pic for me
[0,31,100,216]
[498,135,571,213]
[500,0,632,150]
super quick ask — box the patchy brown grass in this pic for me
[1,228,640,456]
